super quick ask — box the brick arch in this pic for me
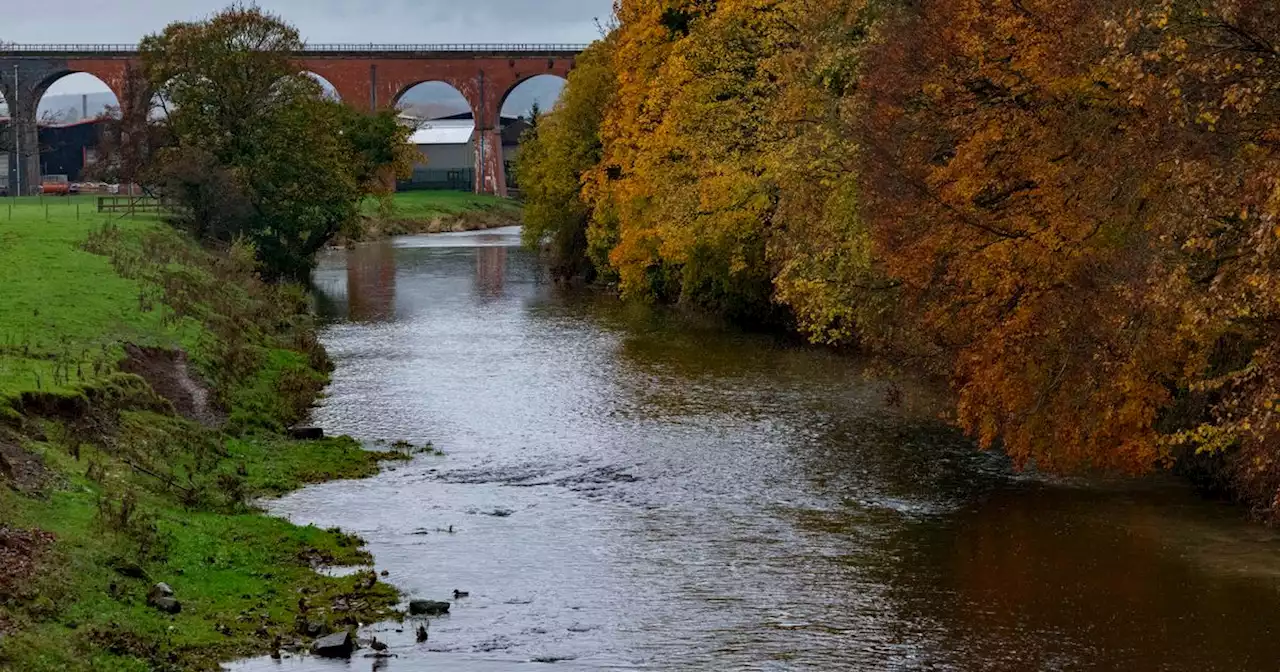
[298,59,378,112]
[246,54,575,195]
[4,49,583,196]
[490,61,574,128]
[388,78,478,118]
[58,59,137,117]
[469,58,574,196]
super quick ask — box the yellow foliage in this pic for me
[530,0,1280,517]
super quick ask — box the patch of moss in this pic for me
[228,435,402,498]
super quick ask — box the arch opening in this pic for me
[395,81,476,193]
[32,72,121,188]
[148,89,174,121]
[38,72,121,124]
[498,74,567,192]
[144,75,189,121]
[395,81,472,122]
[500,74,566,121]
[304,72,341,102]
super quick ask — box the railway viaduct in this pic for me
[0,44,582,197]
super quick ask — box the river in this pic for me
[229,227,1280,671]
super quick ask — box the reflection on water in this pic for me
[233,226,1280,671]
[475,246,508,299]
[313,241,398,323]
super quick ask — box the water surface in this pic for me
[231,227,1280,671]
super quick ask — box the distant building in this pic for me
[0,117,107,191]
[398,112,530,192]
[40,118,108,182]
[402,119,476,191]
[409,119,475,171]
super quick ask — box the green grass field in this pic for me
[0,196,186,400]
[362,190,521,221]
[0,194,401,671]
[0,190,516,398]
[2,434,397,672]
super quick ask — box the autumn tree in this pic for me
[516,35,618,280]
[842,0,1190,473]
[765,0,895,348]
[1096,0,1280,513]
[587,0,794,321]
[547,0,1280,517]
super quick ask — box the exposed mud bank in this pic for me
[120,344,224,427]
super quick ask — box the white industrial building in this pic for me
[397,113,528,192]
[408,119,476,172]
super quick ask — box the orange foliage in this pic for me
[857,0,1191,472]
[531,0,1280,515]
[1102,0,1280,511]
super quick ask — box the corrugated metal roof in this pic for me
[409,120,474,146]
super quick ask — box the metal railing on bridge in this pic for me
[0,43,588,54]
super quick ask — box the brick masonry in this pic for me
[0,51,576,196]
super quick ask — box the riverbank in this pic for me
[0,196,404,671]
[225,231,1280,671]
[351,191,522,242]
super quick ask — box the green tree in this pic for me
[338,105,418,224]
[140,4,408,281]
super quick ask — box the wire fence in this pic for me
[97,195,171,214]
[0,43,587,54]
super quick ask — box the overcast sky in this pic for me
[9,0,612,94]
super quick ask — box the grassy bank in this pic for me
[0,195,402,671]
[354,190,522,240]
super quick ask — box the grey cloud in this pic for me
[5,0,612,45]
[7,0,611,95]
